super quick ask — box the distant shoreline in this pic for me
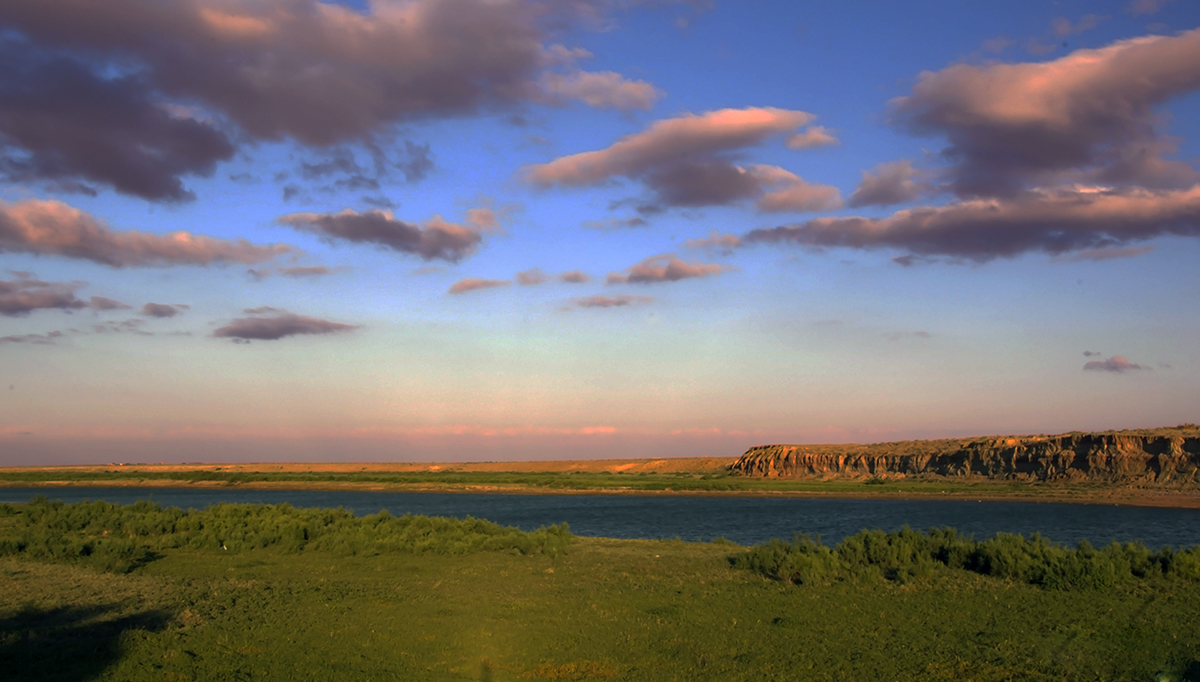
[3,476,1200,510]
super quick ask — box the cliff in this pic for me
[728,425,1200,484]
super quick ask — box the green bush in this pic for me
[0,498,573,572]
[735,526,1200,591]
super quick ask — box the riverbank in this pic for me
[3,460,1200,508]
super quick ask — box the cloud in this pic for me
[0,0,569,147]
[1127,0,1174,16]
[0,275,86,316]
[516,268,548,285]
[142,303,184,318]
[1055,245,1154,262]
[1052,14,1107,38]
[88,296,130,311]
[0,330,63,345]
[448,277,509,294]
[685,231,741,250]
[213,311,359,342]
[606,254,728,284]
[569,294,653,308]
[558,270,591,283]
[743,185,1200,262]
[0,37,235,201]
[785,126,839,149]
[1083,355,1149,373]
[279,266,338,278]
[1083,350,1102,357]
[0,199,294,267]
[539,70,663,110]
[278,209,483,262]
[848,160,928,207]
[891,29,1200,198]
[525,107,838,211]
[582,217,648,230]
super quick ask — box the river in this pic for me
[4,486,1199,548]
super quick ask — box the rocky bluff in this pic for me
[728,426,1200,483]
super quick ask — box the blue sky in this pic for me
[1,0,1198,464]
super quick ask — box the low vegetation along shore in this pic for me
[3,498,1200,680]
[4,425,1200,508]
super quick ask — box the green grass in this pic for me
[3,501,1200,681]
[0,466,1119,498]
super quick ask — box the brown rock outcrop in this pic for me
[728,426,1200,484]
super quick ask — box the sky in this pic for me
[2,0,1199,465]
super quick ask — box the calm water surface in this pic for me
[3,486,1199,548]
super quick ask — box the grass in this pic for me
[3,501,1200,680]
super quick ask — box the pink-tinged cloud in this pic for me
[1083,355,1149,373]
[750,165,842,213]
[892,29,1200,198]
[278,209,482,262]
[525,107,837,211]
[213,311,359,342]
[0,199,294,267]
[848,160,928,207]
[516,268,547,285]
[607,254,729,284]
[539,70,663,110]
[526,108,815,186]
[142,303,184,318]
[743,186,1200,262]
[0,330,64,345]
[569,294,653,308]
[582,216,648,230]
[558,270,590,283]
[785,126,839,149]
[448,277,509,294]
[685,231,742,250]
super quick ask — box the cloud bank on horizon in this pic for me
[1,0,1197,463]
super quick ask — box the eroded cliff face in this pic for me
[728,429,1200,483]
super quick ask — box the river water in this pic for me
[3,486,1198,548]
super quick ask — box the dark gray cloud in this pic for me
[0,330,64,345]
[0,276,86,316]
[848,160,928,207]
[0,0,549,145]
[0,37,235,201]
[891,29,1200,198]
[1083,355,1149,373]
[88,296,131,311]
[278,209,482,262]
[213,311,359,342]
[743,186,1200,262]
[569,294,652,308]
[142,303,184,318]
[0,199,294,267]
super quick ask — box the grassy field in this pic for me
[5,464,1200,509]
[3,500,1200,681]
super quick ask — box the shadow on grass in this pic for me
[0,603,171,681]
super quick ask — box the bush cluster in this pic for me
[733,526,1200,590]
[0,497,572,573]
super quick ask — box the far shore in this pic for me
[2,458,1199,510]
